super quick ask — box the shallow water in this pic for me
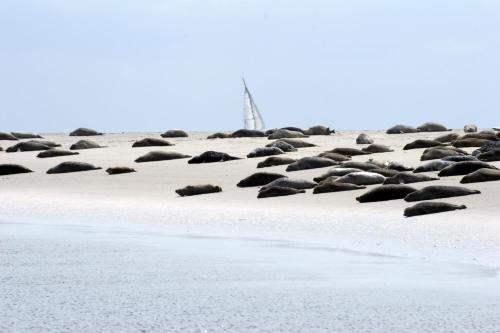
[1,219,499,333]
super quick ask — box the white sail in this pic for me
[243,80,265,131]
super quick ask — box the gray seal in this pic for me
[265,140,297,152]
[0,132,19,140]
[463,124,478,133]
[404,185,480,202]
[69,128,103,136]
[260,178,317,190]
[329,147,370,156]
[132,138,173,147]
[136,151,191,163]
[417,122,450,132]
[338,161,380,171]
[11,132,43,139]
[421,148,465,161]
[70,140,104,150]
[313,182,365,194]
[6,141,51,152]
[477,149,500,162]
[460,168,500,183]
[356,185,417,203]
[268,129,308,140]
[413,160,454,173]
[303,125,332,135]
[188,151,239,164]
[257,156,296,168]
[37,149,79,158]
[383,172,438,185]
[438,161,497,177]
[176,184,222,196]
[272,139,316,148]
[286,157,337,172]
[247,147,284,158]
[317,152,351,162]
[461,133,498,141]
[47,161,102,174]
[161,129,188,138]
[237,172,286,187]
[356,133,374,144]
[207,132,231,139]
[0,164,33,176]
[335,171,385,185]
[257,186,305,199]
[404,202,466,217]
[403,139,445,150]
[362,144,394,153]
[231,129,266,137]
[452,138,492,148]
[434,133,460,143]
[441,155,478,162]
[106,166,136,175]
[313,168,363,182]
[386,124,418,134]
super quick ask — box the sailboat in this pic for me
[243,79,265,131]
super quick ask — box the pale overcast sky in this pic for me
[0,0,498,132]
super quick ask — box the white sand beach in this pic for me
[1,130,500,332]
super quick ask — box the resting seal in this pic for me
[313,168,363,182]
[237,172,286,187]
[303,125,332,135]
[403,139,444,150]
[6,141,50,152]
[70,140,104,150]
[329,147,370,156]
[47,162,101,174]
[339,161,379,171]
[161,129,188,138]
[335,171,385,185]
[404,185,480,202]
[477,149,500,162]
[362,144,393,153]
[37,149,79,158]
[463,124,477,133]
[135,151,191,163]
[280,127,305,133]
[404,202,466,217]
[356,133,374,144]
[383,172,438,185]
[356,185,417,203]
[386,125,418,134]
[0,164,33,176]
[313,182,365,194]
[69,128,103,136]
[188,151,240,164]
[231,129,266,137]
[452,138,492,148]
[461,133,498,141]
[268,129,308,140]
[421,148,465,161]
[286,157,337,172]
[257,186,305,198]
[207,132,231,139]
[260,178,317,190]
[11,132,43,139]
[369,168,400,177]
[460,168,500,183]
[317,152,351,162]
[417,122,450,132]
[176,184,222,196]
[0,132,18,140]
[257,156,296,168]
[472,141,500,156]
[106,167,136,175]
[247,147,284,158]
[132,138,173,147]
[438,161,497,177]
[413,160,454,173]
[265,140,297,152]
[434,133,460,143]
[441,155,478,162]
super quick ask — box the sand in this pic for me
[1,129,499,332]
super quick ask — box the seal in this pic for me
[280,127,305,133]
[286,157,337,172]
[247,147,284,158]
[260,178,317,190]
[441,155,478,162]
[386,124,418,134]
[70,140,104,150]
[257,186,305,198]
[135,151,191,163]
[271,139,316,148]
[161,129,188,138]
[265,140,297,152]
[461,133,498,141]
[11,132,43,139]
[477,149,500,162]
[438,161,497,177]
[472,141,500,156]
[106,166,137,175]
[313,182,365,194]
[367,159,413,172]
[313,168,363,182]
[413,160,454,173]
[328,147,370,156]
[237,172,286,187]
[29,140,60,147]
[207,132,231,139]
[417,122,450,132]
[338,161,379,171]
[361,144,394,153]
[356,185,417,203]
[0,164,33,176]
[0,132,19,140]
[188,151,239,164]
[460,168,500,183]
[434,133,460,143]
[303,125,332,135]
[69,128,103,136]
[132,138,173,147]
[452,138,492,148]
[404,185,480,202]
[231,129,266,137]
[268,129,308,140]
[47,161,102,174]
[463,124,478,133]
[383,172,438,185]
[257,156,296,168]
[6,141,51,152]
[335,171,385,185]
[317,152,351,162]
[404,202,466,217]
[356,133,374,144]
[420,148,465,161]
[403,139,445,150]
[369,168,400,177]
[37,148,79,158]
[175,184,222,196]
